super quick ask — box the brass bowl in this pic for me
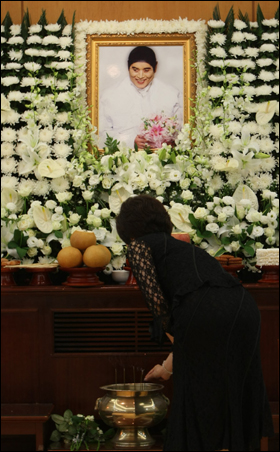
[95,383,169,448]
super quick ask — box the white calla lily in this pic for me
[38,159,65,178]
[109,183,133,214]
[32,205,53,233]
[256,100,277,125]
[232,185,259,210]
[169,203,194,233]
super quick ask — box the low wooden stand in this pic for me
[1,403,54,451]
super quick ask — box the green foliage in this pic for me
[50,409,112,451]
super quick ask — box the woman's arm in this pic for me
[144,352,173,381]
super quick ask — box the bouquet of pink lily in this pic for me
[139,113,180,148]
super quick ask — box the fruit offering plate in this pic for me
[256,265,279,284]
[60,266,105,287]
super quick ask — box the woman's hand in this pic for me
[134,135,151,149]
[144,364,171,382]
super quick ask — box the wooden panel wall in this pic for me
[1,1,279,24]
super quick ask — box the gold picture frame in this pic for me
[86,33,196,147]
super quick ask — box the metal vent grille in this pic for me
[53,311,170,353]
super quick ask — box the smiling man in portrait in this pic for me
[99,46,183,148]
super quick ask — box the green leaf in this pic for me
[170,151,176,164]
[51,414,65,424]
[55,231,63,239]
[56,421,69,433]
[214,247,227,257]
[50,430,61,442]
[63,409,73,421]
[7,241,18,249]
[221,237,231,246]
[197,230,213,239]
[76,205,87,217]
[243,245,255,256]
[188,213,199,229]
[158,148,166,161]
[16,246,28,259]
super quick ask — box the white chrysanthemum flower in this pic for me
[260,43,277,53]
[209,47,227,58]
[208,74,225,83]
[33,180,50,197]
[231,31,245,43]
[1,158,17,174]
[208,59,225,68]
[54,128,70,142]
[256,58,274,67]
[53,143,72,158]
[262,19,279,27]
[24,62,42,72]
[38,110,55,125]
[208,20,225,28]
[57,50,71,60]
[42,35,60,45]
[1,76,20,86]
[5,62,22,71]
[51,177,70,193]
[255,85,272,96]
[39,128,54,143]
[26,35,42,44]
[241,73,257,82]
[262,32,278,41]
[234,19,247,30]
[62,24,72,35]
[56,112,70,124]
[7,36,24,45]
[1,142,14,157]
[45,23,61,32]
[210,33,226,45]
[29,24,42,34]
[229,46,244,57]
[56,92,71,102]
[208,86,223,98]
[209,142,226,155]
[1,127,17,142]
[7,91,24,102]
[59,36,72,48]
[259,138,275,153]
[1,176,18,190]
[209,175,224,191]
[244,32,257,41]
[17,179,36,197]
[244,47,259,58]
[56,79,70,90]
[209,124,224,139]
[228,121,242,134]
[1,109,20,125]
[258,70,275,82]
[21,77,37,87]
[8,49,23,60]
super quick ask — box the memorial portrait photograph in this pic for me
[87,35,195,149]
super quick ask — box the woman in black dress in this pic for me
[116,195,274,451]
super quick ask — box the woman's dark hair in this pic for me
[116,195,172,244]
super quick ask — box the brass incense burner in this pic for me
[95,383,169,448]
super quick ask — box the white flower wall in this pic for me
[1,7,279,270]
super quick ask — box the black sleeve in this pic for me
[127,239,172,334]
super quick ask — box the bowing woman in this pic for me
[116,194,274,451]
[99,46,183,149]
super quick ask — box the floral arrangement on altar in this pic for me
[1,6,279,274]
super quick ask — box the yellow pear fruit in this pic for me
[57,246,83,268]
[70,230,96,250]
[83,245,111,268]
